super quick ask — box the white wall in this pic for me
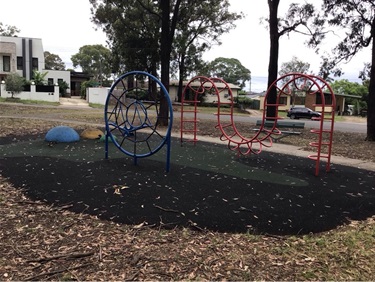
[44,69,71,94]
[87,87,109,105]
[0,84,59,102]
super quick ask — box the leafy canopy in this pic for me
[317,0,375,140]
[4,73,24,98]
[71,45,112,85]
[32,70,48,85]
[205,57,251,89]
[0,22,20,36]
[44,51,66,70]
[279,56,311,77]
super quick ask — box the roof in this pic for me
[170,79,241,89]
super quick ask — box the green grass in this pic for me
[89,103,105,109]
[0,97,59,106]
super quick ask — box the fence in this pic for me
[0,83,59,102]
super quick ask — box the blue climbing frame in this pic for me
[104,71,173,172]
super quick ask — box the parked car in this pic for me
[287,107,321,120]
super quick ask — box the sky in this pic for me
[1,0,371,92]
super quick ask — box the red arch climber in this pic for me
[180,73,336,176]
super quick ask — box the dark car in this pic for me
[287,107,321,120]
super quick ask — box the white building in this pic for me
[0,35,71,93]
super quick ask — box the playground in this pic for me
[1,71,374,236]
[1,84,375,280]
[1,124,374,236]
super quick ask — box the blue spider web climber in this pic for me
[104,71,173,172]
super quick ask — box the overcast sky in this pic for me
[1,0,370,92]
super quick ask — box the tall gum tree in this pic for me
[0,22,20,36]
[317,0,375,141]
[71,44,112,84]
[205,57,251,89]
[90,0,242,126]
[265,0,322,118]
[171,1,243,102]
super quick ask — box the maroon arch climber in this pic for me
[180,73,336,176]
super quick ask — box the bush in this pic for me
[4,73,24,98]
[58,81,69,97]
[236,96,253,109]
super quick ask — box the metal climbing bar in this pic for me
[180,73,335,176]
[104,71,173,172]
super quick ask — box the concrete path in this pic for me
[188,134,375,172]
[59,97,91,108]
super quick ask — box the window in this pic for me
[17,57,23,70]
[58,78,63,85]
[279,96,287,105]
[48,78,54,85]
[3,56,10,72]
[316,94,332,105]
[32,58,38,70]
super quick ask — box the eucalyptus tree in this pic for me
[44,51,66,70]
[170,1,243,101]
[265,0,322,118]
[0,22,20,36]
[278,56,311,106]
[90,0,242,125]
[205,57,251,89]
[71,44,112,85]
[170,42,206,101]
[279,56,311,77]
[90,0,160,76]
[316,0,375,141]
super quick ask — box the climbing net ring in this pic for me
[104,71,173,159]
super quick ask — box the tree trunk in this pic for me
[366,18,375,141]
[177,53,186,102]
[159,0,181,126]
[266,0,280,119]
[149,62,158,101]
[159,0,171,126]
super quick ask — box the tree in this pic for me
[330,79,368,97]
[359,63,371,84]
[205,57,251,89]
[4,73,24,98]
[90,0,242,124]
[170,1,243,101]
[91,0,160,76]
[265,1,322,119]
[279,56,311,106]
[44,51,66,70]
[71,45,112,86]
[330,79,368,114]
[279,56,311,77]
[317,0,375,141]
[58,80,70,97]
[0,22,20,36]
[32,70,48,85]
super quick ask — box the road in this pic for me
[186,112,367,134]
[0,102,367,134]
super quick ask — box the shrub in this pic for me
[58,81,70,97]
[4,73,24,98]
